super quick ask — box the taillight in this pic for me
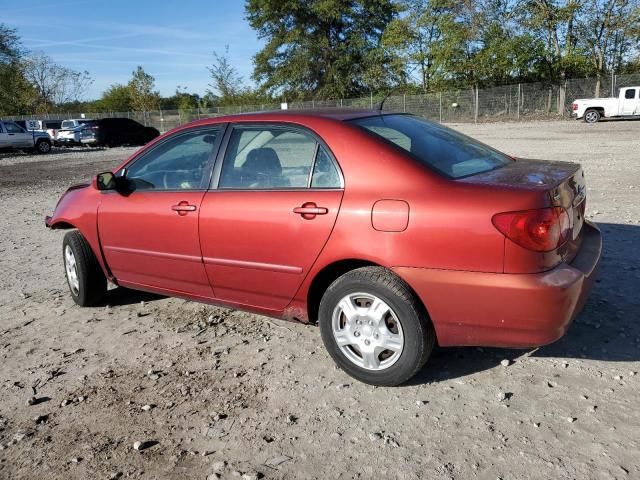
[572,103,578,111]
[492,207,571,252]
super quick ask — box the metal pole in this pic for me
[517,84,521,120]
[370,91,373,109]
[611,70,614,95]
[439,92,442,123]
[474,85,479,124]
[403,94,406,113]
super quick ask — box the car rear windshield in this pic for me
[350,114,512,179]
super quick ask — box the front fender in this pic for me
[46,184,112,280]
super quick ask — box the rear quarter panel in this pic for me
[285,120,545,319]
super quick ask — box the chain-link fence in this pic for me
[6,72,640,132]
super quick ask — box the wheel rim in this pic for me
[39,141,50,152]
[585,111,598,123]
[331,292,404,371]
[64,245,80,296]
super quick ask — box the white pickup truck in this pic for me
[572,86,640,123]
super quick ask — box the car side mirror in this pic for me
[94,171,116,191]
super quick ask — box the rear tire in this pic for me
[62,231,107,306]
[35,139,52,154]
[319,267,435,386]
[584,109,601,124]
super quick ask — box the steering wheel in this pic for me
[163,170,196,189]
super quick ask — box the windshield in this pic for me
[350,114,511,179]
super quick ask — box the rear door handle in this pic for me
[172,201,197,216]
[293,202,328,219]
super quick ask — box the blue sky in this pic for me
[3,0,263,99]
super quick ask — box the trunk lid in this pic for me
[458,158,580,191]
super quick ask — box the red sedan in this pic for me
[46,111,602,386]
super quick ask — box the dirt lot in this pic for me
[0,120,638,480]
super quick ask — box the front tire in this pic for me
[319,267,435,386]
[584,109,601,124]
[63,231,107,306]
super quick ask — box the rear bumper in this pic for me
[393,221,602,348]
[57,137,80,145]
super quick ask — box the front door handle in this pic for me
[172,201,197,216]
[293,202,328,220]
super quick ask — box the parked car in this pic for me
[56,118,93,146]
[572,86,640,123]
[15,119,63,140]
[46,111,601,386]
[80,118,160,147]
[0,120,52,153]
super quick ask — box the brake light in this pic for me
[572,103,578,111]
[492,207,571,252]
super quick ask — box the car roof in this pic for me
[188,109,389,126]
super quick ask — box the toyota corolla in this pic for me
[46,111,602,386]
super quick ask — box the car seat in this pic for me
[241,147,289,188]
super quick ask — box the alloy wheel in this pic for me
[64,245,80,296]
[331,292,404,371]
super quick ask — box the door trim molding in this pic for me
[202,256,303,274]
[105,245,202,263]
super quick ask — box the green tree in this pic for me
[383,0,457,92]
[0,24,35,115]
[473,0,546,85]
[206,46,273,106]
[578,0,639,95]
[96,83,132,112]
[207,45,245,100]
[128,66,160,112]
[246,0,398,99]
[519,0,591,80]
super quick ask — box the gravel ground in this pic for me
[0,120,638,480]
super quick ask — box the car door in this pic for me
[199,124,344,311]
[0,123,7,148]
[124,119,146,144]
[621,88,638,115]
[4,121,33,148]
[98,126,224,297]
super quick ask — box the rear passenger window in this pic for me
[220,127,318,189]
[624,89,636,99]
[311,146,342,188]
